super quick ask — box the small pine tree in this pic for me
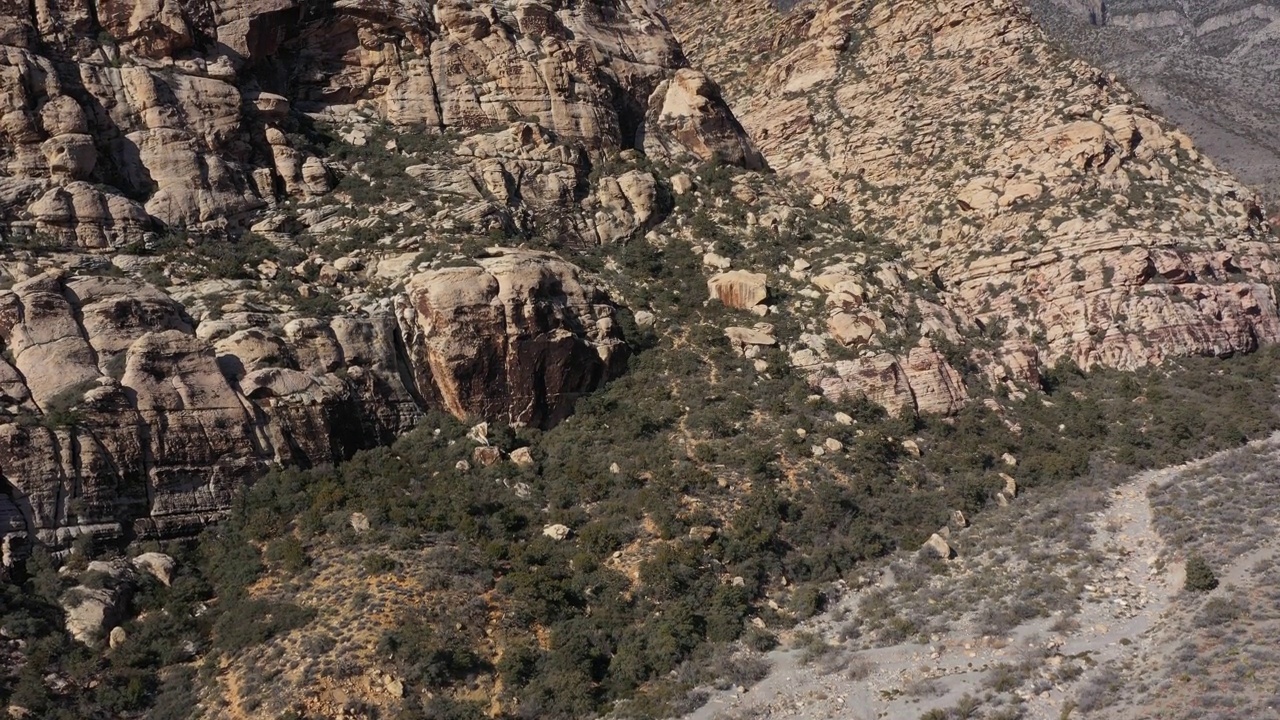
[1184,553,1218,592]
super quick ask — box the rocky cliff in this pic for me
[0,0,758,556]
[0,249,624,561]
[0,0,759,244]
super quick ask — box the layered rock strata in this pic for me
[0,250,623,557]
[0,0,759,246]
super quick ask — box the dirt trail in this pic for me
[686,468,1191,720]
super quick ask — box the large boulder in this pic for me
[400,249,628,429]
[708,271,769,309]
[639,69,765,169]
[62,586,125,645]
[132,552,176,586]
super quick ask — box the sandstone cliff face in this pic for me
[0,0,759,246]
[665,0,1280,400]
[0,250,622,559]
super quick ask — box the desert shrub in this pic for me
[1194,597,1245,627]
[1185,553,1219,592]
[265,535,309,573]
[210,599,314,653]
[41,379,97,428]
[396,696,487,720]
[743,627,778,652]
[0,545,210,719]
[721,652,772,687]
[789,584,827,620]
[292,291,342,317]
[360,552,399,574]
[902,676,944,697]
[380,618,489,687]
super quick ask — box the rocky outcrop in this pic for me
[708,270,769,309]
[666,0,1280,386]
[0,0,756,247]
[404,122,664,244]
[0,250,624,558]
[400,249,627,429]
[639,69,765,169]
[815,344,969,417]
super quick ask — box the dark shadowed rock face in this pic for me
[402,249,627,430]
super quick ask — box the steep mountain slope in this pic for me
[665,0,1280,376]
[1025,0,1280,205]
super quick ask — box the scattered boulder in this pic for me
[724,325,777,348]
[131,552,176,586]
[703,253,732,270]
[1001,473,1018,498]
[828,313,879,346]
[473,446,502,467]
[383,675,405,698]
[467,422,490,446]
[689,526,716,543]
[350,512,371,534]
[923,533,954,559]
[510,447,535,467]
[543,524,571,541]
[708,271,769,309]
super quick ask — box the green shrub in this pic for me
[360,553,399,574]
[210,599,314,653]
[1184,553,1218,592]
[265,535,309,574]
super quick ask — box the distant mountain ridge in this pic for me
[1026,0,1280,206]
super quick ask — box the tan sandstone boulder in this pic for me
[401,249,627,429]
[708,271,769,309]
